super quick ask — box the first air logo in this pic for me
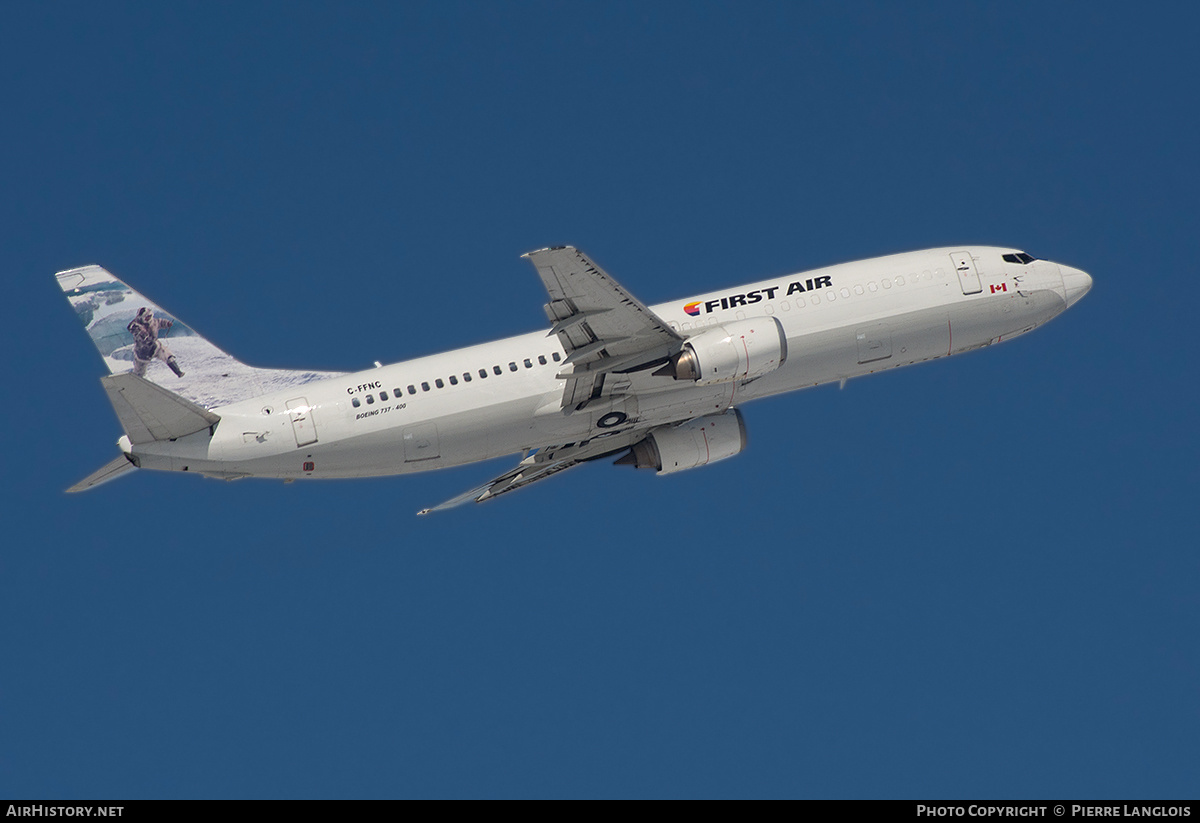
[683,276,833,316]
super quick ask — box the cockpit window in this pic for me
[1002,252,1038,265]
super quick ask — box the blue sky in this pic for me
[3,1,1197,798]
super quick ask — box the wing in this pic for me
[523,246,683,410]
[416,458,581,514]
[416,432,644,514]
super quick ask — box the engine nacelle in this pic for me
[657,317,788,385]
[616,409,747,475]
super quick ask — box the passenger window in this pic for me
[435,378,444,388]
[407,385,416,395]
[524,358,532,368]
[479,369,488,378]
[854,285,864,296]
[868,282,878,292]
[392,388,401,397]
[896,276,905,286]
[421,382,430,392]
[351,397,361,408]
[449,375,458,385]
[882,279,892,289]
[509,362,518,372]
[366,395,375,405]
[463,372,472,382]
[538,355,547,365]
[552,352,561,362]
[841,288,850,298]
[380,391,389,401]
[827,291,835,302]
[493,365,502,375]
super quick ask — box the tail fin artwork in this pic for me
[58,265,343,492]
[56,265,341,409]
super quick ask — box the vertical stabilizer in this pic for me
[57,265,342,408]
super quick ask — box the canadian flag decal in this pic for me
[990,283,1008,293]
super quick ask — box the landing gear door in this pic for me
[286,398,318,447]
[951,251,982,295]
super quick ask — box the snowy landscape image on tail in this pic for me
[57,265,341,409]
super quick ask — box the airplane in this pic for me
[58,245,1092,513]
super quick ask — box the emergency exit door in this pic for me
[950,251,982,295]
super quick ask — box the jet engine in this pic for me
[655,317,788,385]
[616,409,747,474]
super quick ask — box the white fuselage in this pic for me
[123,247,1086,481]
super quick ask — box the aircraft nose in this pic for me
[1060,265,1093,308]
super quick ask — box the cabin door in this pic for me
[286,398,318,447]
[950,251,982,295]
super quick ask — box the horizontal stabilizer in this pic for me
[101,372,221,444]
[67,454,137,493]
